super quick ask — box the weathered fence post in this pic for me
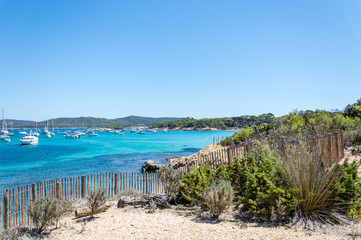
[213,136,215,145]
[81,175,86,199]
[227,148,231,164]
[145,173,149,194]
[114,173,118,195]
[56,182,61,199]
[3,191,8,230]
[32,183,36,201]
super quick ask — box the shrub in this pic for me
[53,199,73,228]
[28,198,70,233]
[179,165,217,204]
[148,200,157,214]
[158,167,183,203]
[332,160,361,219]
[344,125,361,146]
[222,127,253,145]
[236,144,299,220]
[202,180,234,219]
[279,140,346,226]
[87,189,106,218]
[0,227,31,240]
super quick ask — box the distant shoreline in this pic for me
[151,127,239,131]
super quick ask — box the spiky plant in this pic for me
[279,140,344,227]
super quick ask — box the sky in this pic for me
[0,0,360,121]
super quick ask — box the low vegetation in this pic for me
[28,198,72,233]
[178,135,361,227]
[158,167,183,203]
[202,180,234,219]
[223,98,361,147]
[87,189,106,218]
[151,113,275,130]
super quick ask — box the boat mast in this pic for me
[2,109,4,132]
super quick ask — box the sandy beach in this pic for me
[47,202,345,240]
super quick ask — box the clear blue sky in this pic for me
[0,0,360,121]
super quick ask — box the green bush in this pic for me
[202,180,234,219]
[344,125,361,146]
[332,160,361,219]
[236,144,299,220]
[158,167,183,203]
[179,138,361,225]
[87,189,106,218]
[222,127,253,145]
[28,198,71,233]
[179,165,217,204]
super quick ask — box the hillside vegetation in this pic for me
[150,113,275,130]
[223,98,361,147]
[6,116,187,128]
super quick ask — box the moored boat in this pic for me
[0,133,10,141]
[65,133,80,139]
[88,131,98,137]
[20,133,39,145]
[0,109,10,141]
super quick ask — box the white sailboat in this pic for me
[33,122,40,136]
[51,118,55,136]
[0,109,10,141]
[44,119,51,138]
[8,122,14,136]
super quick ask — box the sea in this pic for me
[0,129,235,190]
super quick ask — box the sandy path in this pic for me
[47,203,343,240]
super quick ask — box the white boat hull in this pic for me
[20,140,38,145]
[20,135,39,145]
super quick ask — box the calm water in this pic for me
[0,130,234,190]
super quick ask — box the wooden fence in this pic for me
[176,131,345,173]
[174,145,246,173]
[315,130,344,165]
[0,172,163,231]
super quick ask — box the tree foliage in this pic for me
[151,113,275,130]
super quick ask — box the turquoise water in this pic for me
[0,130,234,190]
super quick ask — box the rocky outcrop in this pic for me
[141,160,163,173]
[165,144,228,168]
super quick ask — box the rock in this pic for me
[117,196,149,208]
[75,201,112,218]
[143,194,173,208]
[141,160,163,173]
[117,194,176,209]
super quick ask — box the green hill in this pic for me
[6,116,187,128]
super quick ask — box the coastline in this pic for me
[152,127,239,131]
